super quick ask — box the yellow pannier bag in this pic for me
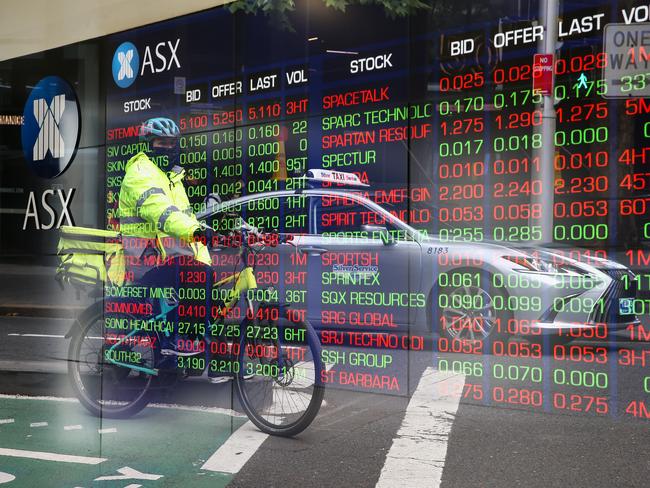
[56,226,125,287]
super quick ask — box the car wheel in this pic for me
[436,272,509,343]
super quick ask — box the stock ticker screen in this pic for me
[103,0,650,417]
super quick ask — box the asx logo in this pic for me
[112,39,181,88]
[112,41,139,87]
[21,76,80,179]
[32,94,65,160]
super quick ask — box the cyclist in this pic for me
[118,117,233,382]
[118,117,209,265]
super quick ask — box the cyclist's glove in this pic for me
[193,228,208,242]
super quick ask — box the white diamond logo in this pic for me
[117,49,134,80]
[32,94,65,161]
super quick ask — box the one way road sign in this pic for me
[603,23,650,98]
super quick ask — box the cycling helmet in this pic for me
[140,117,180,140]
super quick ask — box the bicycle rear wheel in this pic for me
[68,306,157,418]
[235,314,324,436]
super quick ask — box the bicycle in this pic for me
[65,221,324,437]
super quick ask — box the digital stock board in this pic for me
[101,0,650,419]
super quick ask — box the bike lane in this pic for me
[0,396,247,487]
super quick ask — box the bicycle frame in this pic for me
[105,260,259,376]
[103,223,312,385]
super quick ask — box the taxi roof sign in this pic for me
[305,169,369,187]
[603,23,650,98]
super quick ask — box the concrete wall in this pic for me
[0,0,232,61]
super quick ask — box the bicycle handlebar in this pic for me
[196,219,293,259]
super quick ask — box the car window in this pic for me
[312,194,371,237]
[212,194,310,235]
[311,193,414,241]
[277,194,310,235]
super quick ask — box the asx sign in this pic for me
[20,76,79,230]
[112,38,181,88]
[21,76,80,179]
[22,188,75,230]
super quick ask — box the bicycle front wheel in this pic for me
[235,315,324,436]
[68,306,157,418]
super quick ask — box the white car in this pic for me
[198,170,638,345]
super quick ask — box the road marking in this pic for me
[95,466,163,481]
[201,421,267,474]
[29,422,48,428]
[0,448,106,465]
[375,367,465,488]
[0,419,14,425]
[64,425,83,431]
[7,333,65,338]
[98,428,117,434]
[0,472,16,483]
[0,360,67,375]
[0,304,83,313]
[0,394,77,403]
[0,394,246,417]
[148,402,246,418]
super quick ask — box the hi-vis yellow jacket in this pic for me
[118,151,210,265]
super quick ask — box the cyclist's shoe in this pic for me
[209,376,233,384]
[209,373,254,384]
[161,337,203,357]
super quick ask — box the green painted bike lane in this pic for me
[0,396,247,487]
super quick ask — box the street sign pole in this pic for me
[533,0,559,244]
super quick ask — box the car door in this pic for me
[241,192,319,325]
[293,192,423,333]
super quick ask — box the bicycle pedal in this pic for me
[162,289,180,308]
